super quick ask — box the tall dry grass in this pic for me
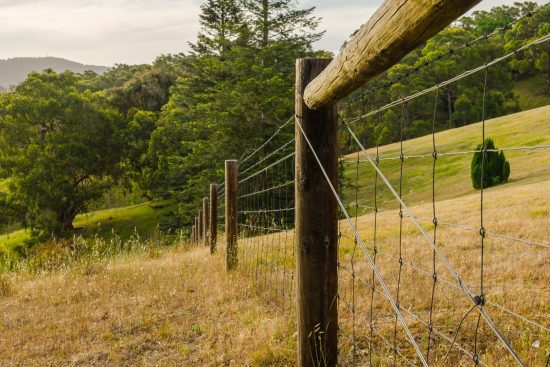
[0,244,296,366]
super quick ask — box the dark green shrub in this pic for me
[471,138,510,189]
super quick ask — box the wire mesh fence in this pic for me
[197,13,550,366]
[236,121,296,311]
[333,32,550,367]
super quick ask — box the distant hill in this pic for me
[0,57,109,90]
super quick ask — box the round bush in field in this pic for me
[471,138,510,189]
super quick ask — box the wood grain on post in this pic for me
[295,58,339,367]
[210,183,218,254]
[303,0,481,109]
[203,197,210,246]
[225,160,238,270]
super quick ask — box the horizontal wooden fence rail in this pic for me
[303,0,481,110]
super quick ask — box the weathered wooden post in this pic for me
[295,58,339,367]
[225,160,238,270]
[210,183,218,254]
[191,226,195,244]
[203,197,210,246]
[194,217,199,243]
[201,209,204,242]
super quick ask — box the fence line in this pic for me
[187,2,550,365]
[340,144,550,162]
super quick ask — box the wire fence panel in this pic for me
[236,121,296,312]
[334,33,550,366]
[202,10,550,366]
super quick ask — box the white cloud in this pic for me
[0,0,202,65]
[0,0,546,66]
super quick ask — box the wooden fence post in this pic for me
[191,225,195,244]
[210,183,218,254]
[201,209,204,242]
[203,197,210,246]
[295,58,339,367]
[194,217,199,243]
[225,160,238,270]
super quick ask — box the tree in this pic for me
[471,138,510,189]
[108,55,190,113]
[338,2,533,153]
[147,0,322,226]
[189,0,245,56]
[0,70,127,236]
[242,0,323,48]
[504,3,550,92]
[461,5,521,35]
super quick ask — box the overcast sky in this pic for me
[0,0,545,66]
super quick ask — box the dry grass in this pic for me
[232,178,549,366]
[0,180,547,366]
[0,246,295,366]
[336,179,550,366]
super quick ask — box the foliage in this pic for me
[0,1,545,246]
[191,0,245,55]
[147,0,323,225]
[471,138,511,189]
[0,70,127,237]
[339,1,548,153]
[504,2,550,92]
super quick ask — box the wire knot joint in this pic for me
[474,294,485,306]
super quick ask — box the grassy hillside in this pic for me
[1,181,547,365]
[0,201,175,255]
[513,76,550,111]
[342,105,550,213]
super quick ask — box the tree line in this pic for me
[0,1,547,242]
[339,1,549,152]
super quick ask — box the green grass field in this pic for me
[342,105,550,214]
[74,200,175,240]
[513,76,550,111]
[0,201,175,254]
